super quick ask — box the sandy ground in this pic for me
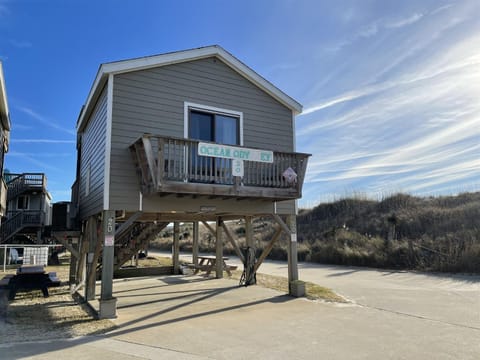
[0,285,116,344]
[0,255,118,344]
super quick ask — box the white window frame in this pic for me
[183,102,244,146]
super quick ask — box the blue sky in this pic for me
[0,0,479,208]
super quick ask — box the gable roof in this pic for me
[0,62,11,131]
[77,45,302,131]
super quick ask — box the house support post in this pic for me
[36,229,42,245]
[99,210,117,319]
[173,222,180,274]
[286,214,301,295]
[216,217,223,278]
[192,221,199,266]
[69,245,77,285]
[245,216,253,249]
[75,227,88,292]
[85,217,98,301]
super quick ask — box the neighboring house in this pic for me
[0,62,11,222]
[0,173,52,243]
[72,45,310,318]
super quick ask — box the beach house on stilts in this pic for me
[69,46,310,318]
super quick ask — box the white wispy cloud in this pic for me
[301,46,480,124]
[11,139,75,144]
[0,0,9,17]
[297,2,480,205]
[385,13,424,28]
[6,152,64,171]
[325,7,430,54]
[49,189,73,200]
[8,151,72,157]
[10,123,32,130]
[16,106,75,135]
[9,39,32,48]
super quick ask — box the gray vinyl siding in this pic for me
[275,200,296,215]
[79,85,107,219]
[109,57,295,211]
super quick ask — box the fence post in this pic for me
[3,244,6,273]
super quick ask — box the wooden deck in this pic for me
[130,135,310,201]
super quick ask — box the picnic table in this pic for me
[6,265,60,300]
[189,255,237,276]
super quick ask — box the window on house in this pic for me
[189,110,240,145]
[17,196,29,210]
[185,103,243,183]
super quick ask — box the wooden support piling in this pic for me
[192,221,199,266]
[221,221,245,264]
[216,217,223,278]
[254,225,282,272]
[286,214,299,289]
[87,218,103,300]
[245,216,254,249]
[99,210,117,319]
[173,222,180,274]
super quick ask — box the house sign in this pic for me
[198,143,274,163]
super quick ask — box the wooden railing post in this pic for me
[157,138,165,189]
[142,136,157,191]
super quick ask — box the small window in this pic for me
[17,195,29,210]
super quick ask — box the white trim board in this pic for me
[103,74,113,210]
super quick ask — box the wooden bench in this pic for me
[8,272,51,300]
[48,272,61,287]
[185,259,238,276]
[6,267,63,300]
[185,263,209,272]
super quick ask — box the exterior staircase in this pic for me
[0,173,47,243]
[96,221,169,272]
[0,211,44,244]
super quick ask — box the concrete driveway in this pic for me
[251,259,480,331]
[165,251,480,331]
[2,254,479,359]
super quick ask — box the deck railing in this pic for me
[6,173,47,201]
[0,210,45,243]
[130,135,310,200]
